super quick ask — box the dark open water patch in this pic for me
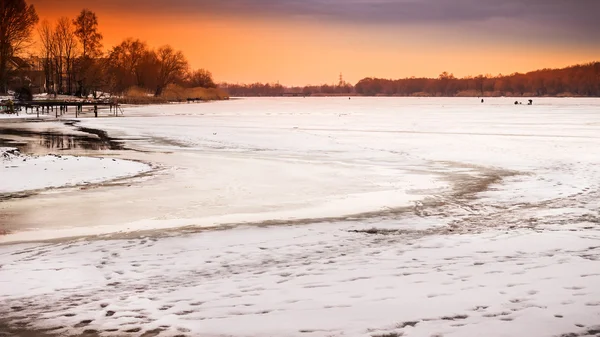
[0,127,123,152]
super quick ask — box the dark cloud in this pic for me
[36,0,600,42]
[205,0,597,25]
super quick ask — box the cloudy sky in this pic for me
[31,0,600,85]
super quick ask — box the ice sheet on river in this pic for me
[1,97,600,337]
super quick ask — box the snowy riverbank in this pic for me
[0,147,151,195]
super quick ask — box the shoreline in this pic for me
[0,117,455,244]
[0,122,156,241]
[1,97,598,243]
[0,119,518,245]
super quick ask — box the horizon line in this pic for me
[218,60,599,87]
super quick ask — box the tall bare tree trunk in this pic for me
[0,0,39,93]
[0,47,8,93]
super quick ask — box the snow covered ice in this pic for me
[0,148,151,195]
[1,97,600,337]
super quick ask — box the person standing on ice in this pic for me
[7,99,14,114]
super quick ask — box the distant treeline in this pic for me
[221,62,600,97]
[221,83,354,97]
[355,62,600,97]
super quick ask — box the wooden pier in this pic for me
[0,100,122,118]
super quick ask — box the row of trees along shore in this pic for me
[222,62,600,97]
[1,0,224,101]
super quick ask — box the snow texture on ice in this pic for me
[0,147,150,194]
[1,97,600,337]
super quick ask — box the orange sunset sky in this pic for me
[30,0,600,86]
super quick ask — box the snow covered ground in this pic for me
[2,223,599,337]
[0,147,151,195]
[0,114,47,120]
[1,97,600,337]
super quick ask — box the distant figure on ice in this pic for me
[514,101,519,105]
[7,99,14,114]
[481,99,484,103]
[528,99,533,105]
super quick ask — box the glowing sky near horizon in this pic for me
[30,0,600,85]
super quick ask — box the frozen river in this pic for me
[1,97,599,337]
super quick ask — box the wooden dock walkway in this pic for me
[0,100,122,118]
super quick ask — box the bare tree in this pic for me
[107,38,151,93]
[187,69,216,88]
[0,0,39,93]
[73,9,102,96]
[37,19,54,92]
[73,9,102,58]
[50,20,65,93]
[55,18,79,94]
[137,50,159,90]
[155,45,188,96]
